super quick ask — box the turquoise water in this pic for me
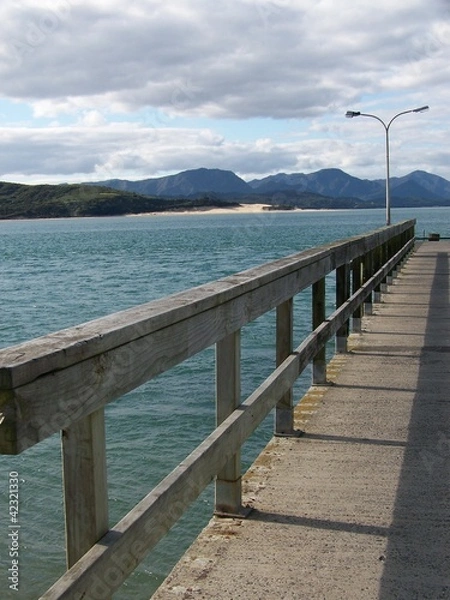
[0,207,448,599]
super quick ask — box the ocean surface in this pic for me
[0,207,448,599]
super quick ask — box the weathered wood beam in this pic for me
[352,257,363,333]
[312,277,327,384]
[275,298,294,434]
[336,263,350,353]
[215,331,243,516]
[61,408,109,568]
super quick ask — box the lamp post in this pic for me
[345,105,429,226]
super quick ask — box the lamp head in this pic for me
[413,105,429,113]
[345,111,361,118]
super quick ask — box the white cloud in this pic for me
[0,0,448,183]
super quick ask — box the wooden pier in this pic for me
[3,220,447,599]
[153,239,450,600]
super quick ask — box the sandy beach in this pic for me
[127,204,306,217]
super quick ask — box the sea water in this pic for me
[0,207,448,599]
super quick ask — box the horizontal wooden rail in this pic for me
[0,220,413,455]
[0,220,415,599]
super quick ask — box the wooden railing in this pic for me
[0,220,415,599]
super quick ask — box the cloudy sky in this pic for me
[0,0,448,185]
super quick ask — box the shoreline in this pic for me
[127,203,271,216]
[126,204,337,217]
[0,205,383,223]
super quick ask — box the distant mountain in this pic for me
[91,168,251,198]
[247,172,310,194]
[387,170,450,200]
[249,168,450,205]
[86,167,450,207]
[249,168,383,200]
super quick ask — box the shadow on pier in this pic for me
[378,251,450,599]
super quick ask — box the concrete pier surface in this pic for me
[152,241,450,600]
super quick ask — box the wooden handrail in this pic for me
[0,220,415,599]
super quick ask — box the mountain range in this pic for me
[89,167,450,207]
[2,167,450,220]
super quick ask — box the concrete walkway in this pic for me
[152,241,450,600]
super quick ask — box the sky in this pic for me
[0,0,448,185]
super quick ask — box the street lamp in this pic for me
[345,105,429,226]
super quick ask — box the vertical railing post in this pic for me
[386,235,397,283]
[363,249,374,315]
[373,244,383,303]
[61,408,109,569]
[352,257,363,333]
[391,234,400,279]
[401,231,409,269]
[385,250,392,286]
[275,298,295,434]
[397,232,405,272]
[336,263,350,353]
[395,232,405,276]
[215,330,245,516]
[312,278,327,384]
[380,241,389,294]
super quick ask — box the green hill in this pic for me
[0,182,239,219]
